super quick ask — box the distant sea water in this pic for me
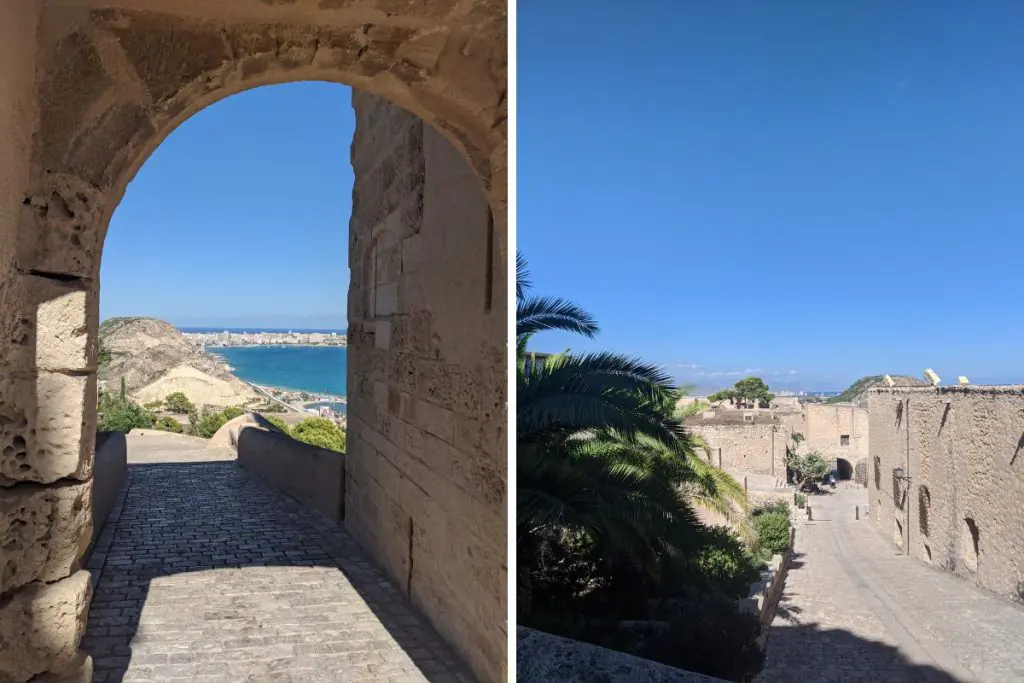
[180,327,348,413]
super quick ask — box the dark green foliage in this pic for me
[709,377,775,407]
[290,417,346,452]
[688,526,762,598]
[98,345,112,370]
[98,396,154,433]
[154,416,183,434]
[163,392,194,414]
[752,511,791,556]
[516,253,763,680]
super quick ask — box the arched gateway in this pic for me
[0,2,506,682]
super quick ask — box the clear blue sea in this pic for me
[207,346,347,398]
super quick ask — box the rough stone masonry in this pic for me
[0,2,507,682]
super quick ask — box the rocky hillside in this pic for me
[98,317,256,406]
[827,374,930,407]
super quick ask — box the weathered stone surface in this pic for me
[27,652,92,683]
[517,627,729,683]
[16,173,106,279]
[868,385,1024,602]
[0,480,91,594]
[0,571,92,683]
[0,372,95,485]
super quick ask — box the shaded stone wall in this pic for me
[868,387,1024,602]
[346,92,505,683]
[687,423,789,477]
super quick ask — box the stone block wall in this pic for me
[687,423,789,477]
[868,386,1024,602]
[803,403,869,475]
[345,92,506,683]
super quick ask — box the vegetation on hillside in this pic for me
[516,253,766,681]
[826,374,928,404]
[163,392,195,414]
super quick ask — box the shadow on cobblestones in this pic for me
[758,623,968,683]
[82,461,474,683]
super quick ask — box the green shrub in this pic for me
[753,511,791,555]
[291,417,346,453]
[263,415,290,435]
[794,492,807,509]
[163,392,194,414]
[154,416,183,434]
[690,526,762,598]
[753,500,790,517]
[221,406,245,421]
[99,399,154,433]
[193,410,229,438]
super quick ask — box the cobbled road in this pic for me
[81,432,474,683]
[758,485,1024,683]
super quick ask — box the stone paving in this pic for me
[81,433,474,683]
[758,485,1024,683]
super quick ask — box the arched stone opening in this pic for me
[961,517,980,574]
[835,457,853,480]
[0,3,506,683]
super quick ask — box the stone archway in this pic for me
[0,3,506,683]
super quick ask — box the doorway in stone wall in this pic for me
[79,82,478,683]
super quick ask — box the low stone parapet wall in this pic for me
[236,426,345,523]
[90,431,127,554]
[516,627,730,682]
[739,527,796,643]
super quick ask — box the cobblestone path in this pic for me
[82,434,474,683]
[758,486,1024,683]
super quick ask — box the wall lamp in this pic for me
[893,467,911,482]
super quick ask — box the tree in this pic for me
[98,344,111,370]
[709,377,774,408]
[516,253,749,574]
[263,415,290,434]
[290,417,346,452]
[163,392,194,414]
[786,449,830,491]
[99,399,154,433]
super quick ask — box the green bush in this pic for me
[794,492,807,509]
[291,417,346,453]
[154,416,183,434]
[99,399,154,433]
[163,392,194,414]
[263,415,290,435]
[690,526,762,598]
[753,500,790,517]
[221,406,245,421]
[192,410,229,438]
[753,511,791,555]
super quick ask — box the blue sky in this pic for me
[519,1,1024,392]
[101,82,352,330]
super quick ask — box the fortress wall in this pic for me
[802,403,869,475]
[345,92,506,682]
[868,387,1024,601]
[688,422,789,477]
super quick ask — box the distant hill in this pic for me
[826,374,929,407]
[99,317,257,407]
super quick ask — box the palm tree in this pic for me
[516,253,751,571]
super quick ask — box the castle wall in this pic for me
[868,387,1024,602]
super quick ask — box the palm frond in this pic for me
[517,296,599,339]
